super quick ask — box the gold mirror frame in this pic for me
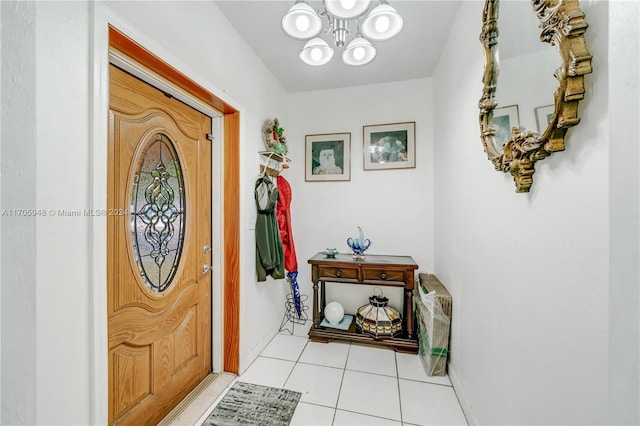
[479,0,592,192]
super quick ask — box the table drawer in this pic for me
[318,265,359,281]
[362,268,405,285]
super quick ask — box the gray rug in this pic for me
[201,381,301,426]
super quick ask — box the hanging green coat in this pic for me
[255,176,285,281]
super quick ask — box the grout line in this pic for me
[398,376,453,387]
[334,407,404,424]
[294,336,310,363]
[449,380,471,426]
[295,360,352,371]
[395,352,404,424]
[343,366,398,377]
[280,336,309,388]
[332,342,352,424]
[342,366,398,378]
[258,354,303,363]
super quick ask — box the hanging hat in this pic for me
[255,176,278,213]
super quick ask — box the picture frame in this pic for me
[535,104,555,134]
[305,132,351,182]
[363,122,416,170]
[492,105,520,149]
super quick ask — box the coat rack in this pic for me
[258,119,308,334]
[260,117,289,177]
[259,151,290,177]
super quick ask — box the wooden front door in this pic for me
[107,64,212,425]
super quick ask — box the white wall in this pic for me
[35,2,93,424]
[287,79,434,316]
[434,1,638,424]
[1,2,38,425]
[607,1,639,423]
[1,1,291,423]
[0,4,2,424]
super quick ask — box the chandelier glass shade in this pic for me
[342,36,376,66]
[300,37,334,66]
[281,2,323,39]
[324,0,371,19]
[281,0,403,66]
[361,2,403,40]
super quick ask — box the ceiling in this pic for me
[215,1,462,93]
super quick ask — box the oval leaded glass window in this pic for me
[130,133,186,292]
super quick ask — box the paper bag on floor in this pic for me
[415,287,450,376]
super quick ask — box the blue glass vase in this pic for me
[346,226,371,260]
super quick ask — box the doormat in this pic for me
[201,381,301,426]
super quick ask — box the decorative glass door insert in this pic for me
[130,133,186,292]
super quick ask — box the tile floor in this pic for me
[195,322,468,426]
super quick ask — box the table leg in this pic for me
[312,281,319,328]
[320,281,326,323]
[405,288,414,338]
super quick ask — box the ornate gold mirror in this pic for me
[479,0,592,192]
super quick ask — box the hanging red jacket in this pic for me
[275,175,298,273]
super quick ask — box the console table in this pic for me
[308,252,418,353]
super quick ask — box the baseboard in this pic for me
[241,323,283,374]
[447,364,478,426]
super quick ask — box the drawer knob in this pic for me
[380,273,387,280]
[336,269,342,277]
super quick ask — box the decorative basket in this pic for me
[355,288,402,338]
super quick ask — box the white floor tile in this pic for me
[399,379,467,425]
[396,352,452,386]
[334,409,402,425]
[260,333,308,361]
[178,330,467,426]
[237,356,295,388]
[346,344,397,377]
[299,341,350,369]
[337,370,402,422]
[285,363,344,407]
[290,402,335,426]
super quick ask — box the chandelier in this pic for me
[281,0,403,67]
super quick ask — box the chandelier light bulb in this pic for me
[375,15,390,33]
[296,15,310,32]
[340,0,356,10]
[311,47,323,61]
[353,46,365,61]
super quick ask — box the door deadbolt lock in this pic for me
[203,245,211,254]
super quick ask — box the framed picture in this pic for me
[305,133,351,182]
[535,104,555,133]
[363,121,416,170]
[492,105,520,149]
